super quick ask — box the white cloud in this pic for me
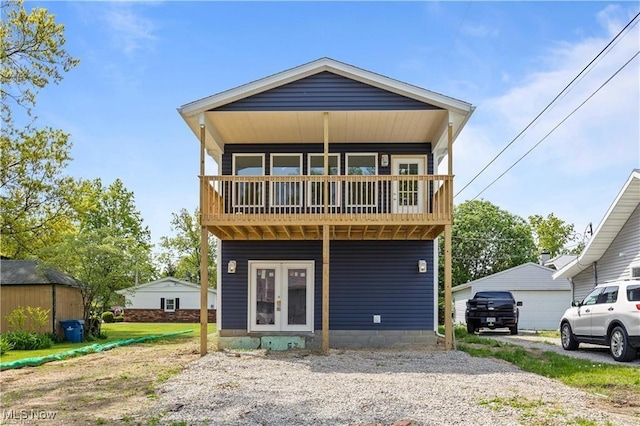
[454,5,639,231]
[102,3,158,56]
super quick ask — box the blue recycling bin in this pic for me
[60,319,85,343]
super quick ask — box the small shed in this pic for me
[452,262,572,331]
[0,259,84,334]
[117,277,217,323]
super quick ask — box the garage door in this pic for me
[511,290,571,330]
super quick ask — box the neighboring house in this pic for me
[452,262,572,330]
[0,259,84,334]
[178,57,474,350]
[543,254,575,271]
[554,170,640,301]
[117,277,217,323]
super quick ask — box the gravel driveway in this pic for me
[148,347,639,425]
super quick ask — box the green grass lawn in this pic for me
[446,326,640,400]
[0,322,217,363]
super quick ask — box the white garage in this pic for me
[452,262,572,331]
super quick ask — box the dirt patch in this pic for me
[0,337,209,424]
[1,338,638,424]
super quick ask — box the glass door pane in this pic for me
[286,268,307,325]
[255,267,276,326]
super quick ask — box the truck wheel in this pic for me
[466,323,476,334]
[509,324,518,335]
[560,322,579,350]
[610,326,636,362]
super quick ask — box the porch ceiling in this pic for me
[205,109,449,145]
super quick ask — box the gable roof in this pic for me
[554,170,640,280]
[116,276,216,294]
[0,259,81,288]
[544,254,575,271]
[178,57,474,160]
[452,262,570,293]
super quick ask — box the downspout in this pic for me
[593,261,598,286]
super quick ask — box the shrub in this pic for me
[114,315,124,323]
[4,306,50,332]
[102,311,115,323]
[0,335,14,355]
[45,332,64,344]
[4,331,53,350]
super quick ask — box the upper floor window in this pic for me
[631,266,640,278]
[346,153,378,208]
[270,154,302,207]
[308,154,340,207]
[233,154,264,208]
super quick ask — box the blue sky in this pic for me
[25,1,640,252]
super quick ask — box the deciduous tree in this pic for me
[157,208,217,287]
[40,179,154,320]
[528,213,577,257]
[1,0,80,258]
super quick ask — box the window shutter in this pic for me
[160,298,165,309]
[175,298,180,310]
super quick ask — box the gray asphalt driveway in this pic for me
[479,330,640,366]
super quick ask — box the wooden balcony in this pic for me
[201,174,453,240]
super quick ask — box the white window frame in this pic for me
[270,153,303,208]
[232,154,265,209]
[164,298,175,312]
[307,153,340,208]
[346,153,378,208]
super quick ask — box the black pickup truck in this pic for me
[465,291,522,335]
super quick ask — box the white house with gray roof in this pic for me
[554,170,640,302]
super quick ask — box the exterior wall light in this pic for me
[418,260,427,273]
[228,260,237,274]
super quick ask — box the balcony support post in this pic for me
[322,112,330,353]
[444,121,454,351]
[199,119,209,357]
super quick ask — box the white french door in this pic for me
[392,157,426,214]
[249,261,314,332]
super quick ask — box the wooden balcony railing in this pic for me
[201,175,453,230]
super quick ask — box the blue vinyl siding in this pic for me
[213,72,442,111]
[330,241,434,330]
[223,143,434,175]
[221,240,434,331]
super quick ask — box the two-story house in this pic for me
[178,58,474,352]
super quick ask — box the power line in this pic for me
[470,50,640,201]
[455,11,640,199]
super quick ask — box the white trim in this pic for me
[247,260,315,333]
[554,170,640,280]
[164,298,176,312]
[345,152,378,208]
[178,58,473,117]
[391,155,427,214]
[307,153,341,208]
